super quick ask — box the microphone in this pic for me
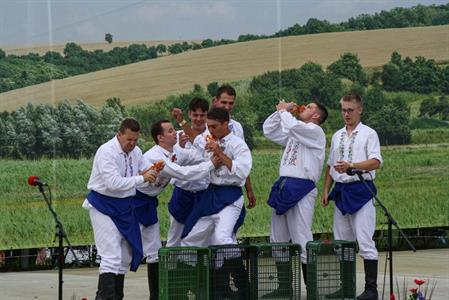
[346,168,369,176]
[28,176,48,187]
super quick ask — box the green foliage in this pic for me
[381,52,445,93]
[207,81,219,97]
[327,52,368,85]
[365,96,411,145]
[410,117,449,129]
[105,33,113,44]
[0,48,5,59]
[411,128,449,144]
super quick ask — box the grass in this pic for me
[1,25,448,111]
[1,143,448,249]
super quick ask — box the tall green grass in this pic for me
[1,144,448,249]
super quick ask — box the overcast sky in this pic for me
[0,0,447,46]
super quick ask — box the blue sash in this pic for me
[87,191,143,272]
[329,181,377,215]
[169,186,204,224]
[131,191,159,227]
[181,184,244,239]
[267,177,316,215]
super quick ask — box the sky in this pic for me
[0,0,447,46]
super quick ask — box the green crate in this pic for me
[209,244,258,300]
[158,246,210,300]
[256,243,301,299]
[306,240,356,300]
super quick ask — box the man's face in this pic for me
[159,122,178,147]
[340,100,362,127]
[188,108,207,132]
[213,92,235,113]
[117,129,140,153]
[299,103,319,123]
[206,118,229,140]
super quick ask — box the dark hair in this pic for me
[189,97,209,112]
[151,120,170,144]
[341,93,363,107]
[207,107,230,123]
[314,102,329,125]
[119,118,140,133]
[216,84,236,99]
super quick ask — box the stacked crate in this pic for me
[306,240,356,300]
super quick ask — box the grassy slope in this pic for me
[1,25,448,111]
[1,144,448,249]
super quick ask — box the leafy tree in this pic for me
[34,104,61,157]
[365,97,411,145]
[168,43,183,54]
[201,39,214,48]
[436,95,449,120]
[419,97,438,117]
[14,106,36,158]
[105,33,113,44]
[327,53,368,85]
[207,81,219,97]
[156,44,167,54]
[441,66,449,94]
[0,48,5,59]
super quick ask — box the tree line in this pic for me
[1,3,448,94]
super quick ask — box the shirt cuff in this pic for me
[135,175,145,186]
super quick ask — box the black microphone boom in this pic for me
[346,168,369,176]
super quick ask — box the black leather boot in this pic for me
[115,274,125,300]
[301,263,308,286]
[147,262,159,300]
[357,260,378,300]
[261,261,293,299]
[95,273,116,300]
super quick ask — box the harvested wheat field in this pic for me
[0,25,448,111]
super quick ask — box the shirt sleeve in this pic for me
[263,111,289,147]
[229,142,252,181]
[279,111,325,149]
[97,150,144,191]
[366,130,383,165]
[327,135,336,167]
[161,159,213,181]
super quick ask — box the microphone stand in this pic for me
[37,184,80,300]
[355,173,416,300]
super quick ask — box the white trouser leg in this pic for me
[286,189,316,263]
[141,222,162,263]
[89,207,129,274]
[333,205,356,241]
[181,216,214,247]
[166,215,184,247]
[212,196,243,246]
[352,200,378,260]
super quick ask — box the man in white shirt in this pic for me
[172,85,256,210]
[167,97,211,247]
[181,107,253,298]
[322,93,382,300]
[262,100,328,298]
[83,118,157,300]
[136,119,217,300]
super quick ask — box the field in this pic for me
[1,25,448,111]
[1,143,448,249]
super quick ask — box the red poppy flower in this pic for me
[414,279,425,286]
[410,288,418,294]
[390,293,396,300]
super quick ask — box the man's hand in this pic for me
[171,108,184,123]
[334,160,350,174]
[276,100,290,111]
[178,132,189,148]
[321,192,329,207]
[211,154,223,168]
[205,142,222,156]
[246,190,256,209]
[142,169,158,183]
